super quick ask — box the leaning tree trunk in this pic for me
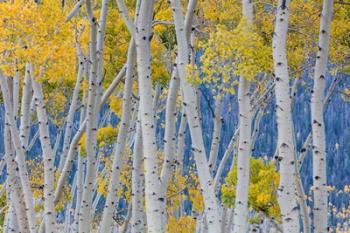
[4,122,29,233]
[99,40,136,233]
[311,0,333,232]
[169,0,222,232]
[233,0,253,232]
[31,75,57,233]
[272,0,300,232]
[0,72,37,233]
[58,48,85,171]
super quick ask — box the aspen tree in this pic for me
[233,0,254,231]
[169,0,222,231]
[311,0,334,232]
[272,0,300,231]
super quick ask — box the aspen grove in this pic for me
[0,0,350,233]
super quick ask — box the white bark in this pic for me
[311,0,333,232]
[233,1,254,232]
[208,91,224,175]
[169,0,222,232]
[160,65,180,192]
[99,40,136,233]
[4,124,29,233]
[131,117,145,233]
[12,71,19,118]
[78,0,99,231]
[0,72,37,233]
[73,92,88,232]
[54,64,126,204]
[59,49,85,171]
[134,1,165,232]
[272,0,300,231]
[233,77,252,233]
[31,74,57,233]
[176,109,187,175]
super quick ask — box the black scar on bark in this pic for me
[281,0,287,10]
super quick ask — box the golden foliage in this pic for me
[79,125,118,156]
[222,158,280,221]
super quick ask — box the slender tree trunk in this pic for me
[233,1,254,232]
[131,116,145,233]
[311,0,333,232]
[59,49,85,171]
[31,75,57,233]
[208,90,224,175]
[176,109,187,175]
[0,72,37,233]
[78,1,99,231]
[160,64,180,194]
[4,124,29,233]
[233,79,252,233]
[272,0,300,231]
[54,64,126,204]
[169,0,222,232]
[99,40,136,233]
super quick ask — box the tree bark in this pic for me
[272,0,300,231]
[131,115,145,233]
[233,1,254,232]
[31,75,57,233]
[99,40,136,233]
[169,0,222,231]
[78,0,100,231]
[311,0,333,232]
[134,1,165,232]
[0,72,37,233]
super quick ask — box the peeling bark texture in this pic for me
[311,0,333,232]
[272,0,300,231]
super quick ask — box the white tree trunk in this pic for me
[233,79,252,233]
[233,0,254,232]
[311,0,333,232]
[59,49,85,171]
[272,0,300,231]
[134,1,165,232]
[31,75,57,233]
[208,90,224,175]
[54,64,126,204]
[176,109,187,175]
[169,0,222,232]
[0,72,37,233]
[131,116,145,233]
[4,124,29,233]
[78,1,100,231]
[99,40,136,233]
[160,65,180,192]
